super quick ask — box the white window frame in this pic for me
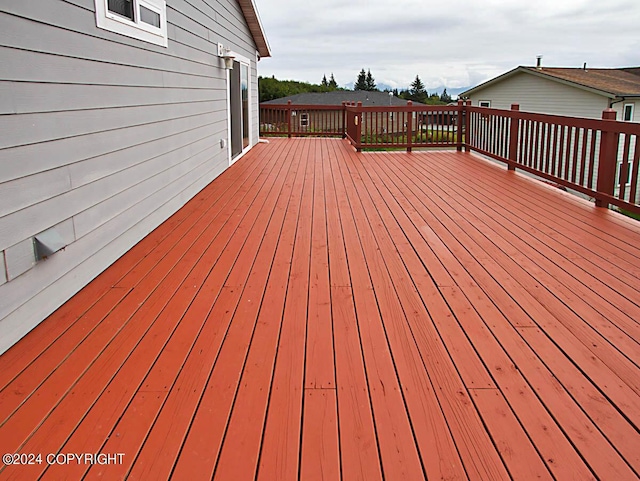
[94,0,168,47]
[479,100,491,108]
[300,112,309,127]
[623,103,634,122]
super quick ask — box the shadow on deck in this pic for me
[1,137,639,480]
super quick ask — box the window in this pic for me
[623,103,634,122]
[300,113,309,127]
[479,100,491,108]
[95,0,167,47]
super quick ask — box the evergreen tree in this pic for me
[321,74,328,88]
[440,88,452,103]
[354,69,368,90]
[328,73,338,89]
[365,69,377,91]
[410,75,427,103]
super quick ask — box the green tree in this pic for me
[409,75,427,103]
[328,73,338,89]
[258,75,346,102]
[365,69,377,91]
[354,69,367,90]
[440,88,452,103]
[321,74,328,88]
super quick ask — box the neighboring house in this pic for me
[461,64,640,122]
[261,91,422,136]
[461,65,640,195]
[0,0,270,353]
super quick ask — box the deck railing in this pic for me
[260,101,345,137]
[259,100,640,214]
[466,103,640,214]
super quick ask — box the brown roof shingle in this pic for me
[523,67,640,96]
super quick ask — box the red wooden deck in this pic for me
[1,138,639,480]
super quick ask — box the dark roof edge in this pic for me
[460,66,622,99]
[237,0,271,58]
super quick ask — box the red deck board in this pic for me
[338,148,508,480]
[363,154,601,479]
[384,152,640,409]
[1,138,638,480]
[257,140,313,481]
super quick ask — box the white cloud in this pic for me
[255,0,640,91]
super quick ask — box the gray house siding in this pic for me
[0,0,260,354]
[467,72,610,119]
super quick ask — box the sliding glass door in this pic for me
[230,60,250,161]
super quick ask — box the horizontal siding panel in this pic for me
[168,1,256,57]
[74,140,225,238]
[4,238,35,281]
[0,99,221,149]
[0,46,214,89]
[0,8,214,77]
[1,111,221,183]
[470,72,609,119]
[0,168,72,218]
[0,116,226,250]
[0,156,227,353]
[0,81,219,115]
[69,120,226,187]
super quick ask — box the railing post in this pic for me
[406,101,413,153]
[595,108,619,208]
[355,101,363,152]
[507,103,520,170]
[287,100,292,138]
[341,101,347,139]
[456,99,464,151]
[464,100,471,151]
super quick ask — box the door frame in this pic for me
[226,50,253,166]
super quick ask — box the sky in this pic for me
[254,0,640,93]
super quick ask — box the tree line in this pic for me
[259,69,452,105]
[355,69,451,104]
[259,73,343,102]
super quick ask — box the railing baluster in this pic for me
[618,134,631,201]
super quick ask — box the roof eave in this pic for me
[237,0,271,58]
[460,66,621,99]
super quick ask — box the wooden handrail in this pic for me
[258,101,640,213]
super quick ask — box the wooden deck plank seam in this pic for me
[324,139,387,481]
[462,152,640,254]
[370,148,640,406]
[425,151,640,300]
[392,151,640,372]
[358,150,628,476]
[362,149,636,476]
[341,146,514,479]
[335,145,479,479]
[206,140,311,480]
[152,139,304,480]
[247,139,309,481]
[329,141,435,480]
